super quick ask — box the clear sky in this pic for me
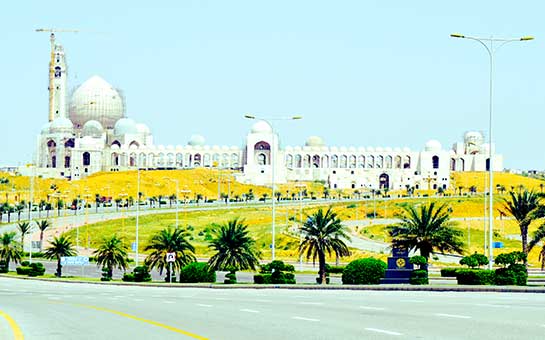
[0,1,543,169]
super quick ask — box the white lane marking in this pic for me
[254,299,271,303]
[298,302,323,305]
[292,316,320,322]
[163,301,175,304]
[47,297,61,300]
[196,304,212,307]
[365,328,402,336]
[214,297,229,301]
[474,303,507,308]
[240,309,260,313]
[132,298,144,302]
[435,313,471,319]
[360,306,386,311]
[401,299,424,303]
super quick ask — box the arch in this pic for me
[303,154,311,168]
[176,153,184,167]
[395,155,402,169]
[139,153,147,168]
[231,153,239,167]
[459,158,465,171]
[358,155,365,168]
[331,155,339,168]
[321,155,329,168]
[157,153,165,167]
[312,154,320,168]
[167,153,175,167]
[450,158,456,171]
[376,155,383,169]
[129,153,137,167]
[64,138,75,148]
[148,153,155,167]
[203,153,211,167]
[111,153,120,166]
[129,140,140,148]
[51,155,57,168]
[257,153,267,165]
[111,140,121,148]
[295,154,302,168]
[64,156,71,168]
[379,173,390,189]
[340,155,347,168]
[212,153,220,166]
[222,153,229,168]
[82,152,91,166]
[194,153,202,167]
[286,154,294,168]
[432,155,439,169]
[403,155,411,169]
[486,158,490,171]
[367,155,375,168]
[349,155,356,168]
[385,155,393,169]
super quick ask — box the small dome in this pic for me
[114,118,138,135]
[385,147,392,152]
[188,134,206,146]
[394,147,402,152]
[403,147,411,152]
[367,147,375,152]
[136,123,150,135]
[376,147,384,152]
[82,120,104,137]
[251,121,272,134]
[41,122,51,134]
[305,136,325,147]
[425,139,442,152]
[50,117,74,133]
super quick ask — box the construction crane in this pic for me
[35,28,79,121]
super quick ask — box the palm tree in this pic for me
[529,225,545,270]
[36,220,51,251]
[93,235,129,279]
[388,202,464,260]
[17,221,32,249]
[299,207,351,284]
[501,190,542,259]
[144,227,195,281]
[44,234,76,277]
[0,232,22,270]
[208,218,261,272]
[15,203,25,221]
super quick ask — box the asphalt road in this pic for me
[1,277,545,339]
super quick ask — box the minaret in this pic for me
[48,33,68,122]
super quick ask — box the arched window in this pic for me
[167,153,175,166]
[404,155,411,169]
[176,153,184,167]
[130,153,137,167]
[295,154,302,168]
[303,154,311,168]
[139,153,147,168]
[340,155,347,168]
[312,155,320,168]
[432,155,439,169]
[64,156,71,168]
[368,155,375,168]
[376,155,383,168]
[331,155,339,168]
[321,155,329,168]
[450,158,456,171]
[194,153,201,167]
[286,154,294,168]
[231,153,239,168]
[395,155,402,169]
[257,153,267,165]
[82,152,91,166]
[349,155,356,168]
[222,153,229,167]
[385,155,393,168]
[112,153,119,166]
[51,155,56,168]
[486,158,490,171]
[158,153,165,166]
[358,155,365,168]
[111,140,121,148]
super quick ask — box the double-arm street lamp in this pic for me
[244,114,302,260]
[451,33,533,268]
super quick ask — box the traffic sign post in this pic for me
[166,252,176,283]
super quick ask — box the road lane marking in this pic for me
[254,299,271,303]
[240,309,260,313]
[473,303,507,308]
[360,306,386,311]
[292,316,320,322]
[163,301,175,304]
[298,302,323,305]
[401,299,424,303]
[435,313,471,319]
[74,303,208,339]
[196,304,213,308]
[0,309,24,340]
[365,328,402,336]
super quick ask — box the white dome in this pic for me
[367,147,375,152]
[464,131,483,140]
[376,147,384,152]
[82,120,104,137]
[188,134,206,146]
[114,118,138,135]
[394,147,401,152]
[385,147,392,152]
[251,121,272,134]
[425,139,442,152]
[305,136,325,147]
[41,122,51,134]
[403,147,411,152]
[136,123,150,135]
[69,76,125,129]
[50,117,74,133]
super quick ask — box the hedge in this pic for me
[456,269,495,285]
[440,268,459,277]
[410,269,428,285]
[179,262,216,283]
[342,258,387,285]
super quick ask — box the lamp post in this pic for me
[135,167,141,266]
[295,183,306,270]
[164,177,179,229]
[244,114,302,260]
[451,33,533,269]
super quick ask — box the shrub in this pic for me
[16,266,32,275]
[100,268,112,281]
[128,265,152,282]
[494,266,527,286]
[253,274,267,284]
[21,261,30,267]
[410,256,428,270]
[440,268,458,277]
[456,269,495,285]
[325,264,345,274]
[257,261,296,284]
[0,260,8,273]
[460,253,489,268]
[342,258,387,285]
[122,273,135,282]
[28,262,45,277]
[179,262,216,283]
[224,271,237,284]
[410,269,429,285]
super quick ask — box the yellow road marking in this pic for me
[75,303,208,340]
[0,309,24,340]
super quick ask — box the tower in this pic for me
[48,33,68,122]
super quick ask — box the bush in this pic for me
[460,253,489,268]
[16,266,32,275]
[0,260,8,273]
[342,258,387,285]
[456,269,495,285]
[101,267,112,281]
[494,266,527,286]
[122,273,135,282]
[179,262,216,283]
[410,269,429,285]
[440,268,458,277]
[325,264,345,274]
[224,271,237,284]
[133,266,152,282]
[257,261,296,284]
[21,261,30,267]
[253,274,268,284]
[28,262,45,277]
[410,256,428,270]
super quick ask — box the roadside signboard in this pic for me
[131,242,137,251]
[166,252,176,263]
[61,256,89,266]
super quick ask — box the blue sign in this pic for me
[131,242,137,251]
[493,242,504,249]
[61,256,89,266]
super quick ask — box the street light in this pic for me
[244,114,302,260]
[295,183,306,271]
[164,177,179,229]
[451,33,533,269]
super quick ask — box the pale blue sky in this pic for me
[0,1,543,169]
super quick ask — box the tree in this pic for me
[44,234,76,277]
[15,203,25,221]
[36,220,51,251]
[93,235,129,279]
[0,232,22,270]
[144,227,196,281]
[17,221,32,249]
[299,207,351,284]
[208,218,261,272]
[501,190,542,260]
[388,202,464,260]
[529,225,545,270]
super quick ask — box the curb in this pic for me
[2,274,545,293]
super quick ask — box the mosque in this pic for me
[29,34,502,191]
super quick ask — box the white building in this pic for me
[27,35,502,191]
